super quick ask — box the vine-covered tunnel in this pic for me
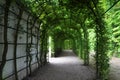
[0,0,120,80]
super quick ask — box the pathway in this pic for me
[109,57,120,80]
[29,50,95,80]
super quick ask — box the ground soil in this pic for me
[29,50,95,80]
[27,50,120,80]
[109,57,120,80]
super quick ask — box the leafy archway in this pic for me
[1,0,120,80]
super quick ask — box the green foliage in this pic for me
[105,1,120,58]
[19,0,120,80]
[88,29,96,51]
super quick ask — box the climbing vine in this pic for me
[0,0,11,79]
[13,8,23,80]
[1,0,120,80]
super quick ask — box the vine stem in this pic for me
[13,8,23,80]
[0,0,11,80]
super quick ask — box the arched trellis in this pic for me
[0,0,120,80]
[36,0,110,80]
[26,2,109,79]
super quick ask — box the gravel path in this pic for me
[29,50,95,80]
[109,57,120,80]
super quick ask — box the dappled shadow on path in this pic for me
[29,50,95,80]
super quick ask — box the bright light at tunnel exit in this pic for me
[48,36,52,59]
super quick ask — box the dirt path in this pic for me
[109,57,120,80]
[29,50,95,80]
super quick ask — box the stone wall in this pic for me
[0,1,40,80]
